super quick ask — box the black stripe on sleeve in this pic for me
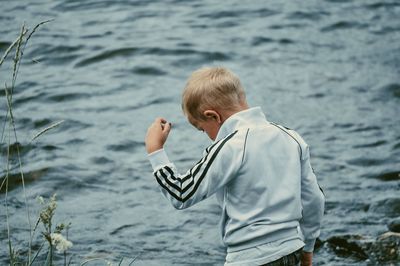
[163,166,195,194]
[182,130,238,202]
[159,168,182,192]
[154,171,182,202]
[155,130,238,203]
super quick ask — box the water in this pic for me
[1,0,399,265]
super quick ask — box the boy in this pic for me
[145,67,324,265]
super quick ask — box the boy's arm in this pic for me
[299,145,325,253]
[145,118,243,209]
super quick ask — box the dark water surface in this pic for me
[1,0,400,265]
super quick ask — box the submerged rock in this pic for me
[326,232,400,263]
[388,218,400,233]
[370,232,400,262]
[327,234,371,260]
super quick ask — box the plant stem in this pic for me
[0,28,27,68]
[5,88,14,265]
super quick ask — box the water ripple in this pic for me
[286,11,330,21]
[352,140,387,149]
[75,47,232,67]
[346,157,387,167]
[365,2,400,10]
[320,21,369,32]
[106,140,144,153]
[131,66,167,76]
[376,171,400,181]
[251,37,295,46]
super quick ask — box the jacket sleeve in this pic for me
[299,145,325,252]
[147,131,243,209]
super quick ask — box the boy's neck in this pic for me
[218,102,249,124]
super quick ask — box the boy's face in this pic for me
[188,115,221,141]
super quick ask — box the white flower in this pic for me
[36,196,45,204]
[50,233,73,253]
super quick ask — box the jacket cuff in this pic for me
[303,238,316,252]
[148,149,171,170]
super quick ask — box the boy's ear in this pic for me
[203,110,221,123]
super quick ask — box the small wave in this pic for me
[370,25,400,36]
[106,140,144,153]
[381,83,400,98]
[121,96,173,111]
[171,51,232,67]
[251,37,295,46]
[41,144,58,151]
[65,138,85,145]
[393,142,400,150]
[198,10,242,19]
[3,81,39,98]
[52,0,149,12]
[80,31,113,39]
[365,2,400,10]
[376,171,400,181]
[131,66,167,76]
[14,91,47,106]
[75,47,232,67]
[198,8,278,20]
[0,142,35,157]
[28,44,84,65]
[352,140,387,149]
[58,119,91,132]
[287,11,330,21]
[346,157,386,166]
[74,47,138,67]
[269,23,307,30]
[214,21,240,28]
[47,92,91,102]
[251,37,274,45]
[371,82,400,102]
[332,122,354,129]
[320,21,369,32]
[324,0,351,2]
[349,125,381,132]
[110,223,141,236]
[146,96,172,106]
[91,156,113,165]
[307,93,325,98]
[0,168,49,193]
[33,118,53,129]
[0,41,12,52]
[310,42,345,51]
[369,198,400,217]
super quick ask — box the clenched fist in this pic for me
[145,117,171,154]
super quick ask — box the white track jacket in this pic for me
[148,107,325,253]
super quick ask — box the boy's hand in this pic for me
[145,118,171,154]
[301,251,313,266]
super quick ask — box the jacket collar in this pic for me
[214,107,267,142]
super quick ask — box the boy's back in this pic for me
[220,108,304,251]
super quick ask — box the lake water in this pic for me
[1,0,399,265]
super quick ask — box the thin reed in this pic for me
[1,21,139,266]
[1,20,73,266]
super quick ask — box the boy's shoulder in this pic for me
[268,122,310,159]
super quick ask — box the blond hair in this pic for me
[182,67,246,120]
